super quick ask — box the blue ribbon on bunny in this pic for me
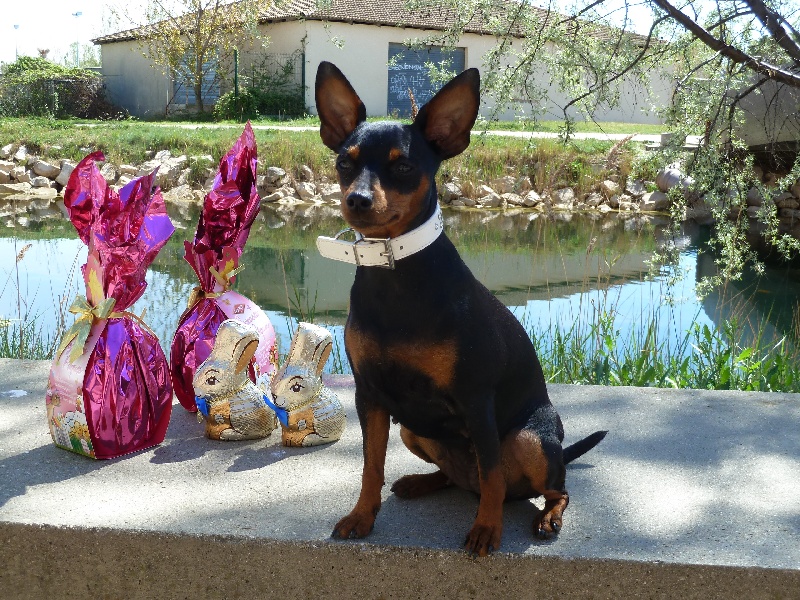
[191,319,280,441]
[195,390,287,429]
[195,396,210,419]
[261,393,289,427]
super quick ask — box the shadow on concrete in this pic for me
[0,444,105,509]
[227,442,329,472]
[149,407,216,464]
[149,403,338,471]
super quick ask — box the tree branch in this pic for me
[705,10,754,32]
[561,15,669,121]
[650,0,800,87]
[743,0,800,63]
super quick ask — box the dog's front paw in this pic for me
[331,510,376,540]
[464,521,502,557]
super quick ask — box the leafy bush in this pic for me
[213,87,306,121]
[0,56,125,119]
[214,50,306,120]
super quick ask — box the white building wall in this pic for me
[100,41,172,118]
[301,20,669,125]
[236,20,308,88]
[99,18,671,123]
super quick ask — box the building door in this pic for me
[172,54,221,108]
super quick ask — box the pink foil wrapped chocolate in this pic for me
[46,151,175,459]
[170,123,277,412]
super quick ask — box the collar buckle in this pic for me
[355,237,395,269]
[333,227,357,241]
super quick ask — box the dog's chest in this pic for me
[345,324,467,438]
[346,323,457,386]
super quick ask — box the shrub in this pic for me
[213,87,306,121]
[0,56,125,119]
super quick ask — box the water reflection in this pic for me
[1,202,798,373]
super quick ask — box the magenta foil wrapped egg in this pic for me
[46,151,175,459]
[170,123,277,412]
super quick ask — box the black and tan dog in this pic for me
[315,61,606,557]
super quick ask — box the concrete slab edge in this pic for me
[1,522,798,600]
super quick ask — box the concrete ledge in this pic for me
[2,522,799,600]
[1,359,799,598]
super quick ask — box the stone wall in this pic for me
[2,141,799,239]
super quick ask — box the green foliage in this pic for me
[213,87,306,121]
[0,57,122,119]
[186,155,215,187]
[535,308,800,392]
[214,52,306,121]
[0,317,57,360]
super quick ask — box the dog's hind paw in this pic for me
[533,493,569,539]
[391,471,449,499]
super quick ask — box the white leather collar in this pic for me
[316,205,443,269]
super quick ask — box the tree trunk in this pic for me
[195,52,204,113]
[195,80,204,112]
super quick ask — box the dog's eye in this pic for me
[392,161,414,175]
[290,382,304,393]
[206,376,217,386]
[337,157,354,172]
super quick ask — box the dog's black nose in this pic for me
[346,192,373,211]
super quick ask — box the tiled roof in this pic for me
[93,0,649,45]
[257,0,543,35]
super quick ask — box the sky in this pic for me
[0,0,140,65]
[0,0,663,67]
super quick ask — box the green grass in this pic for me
[0,117,335,178]
[312,298,800,391]
[304,307,800,391]
[0,116,632,196]
[535,311,798,391]
[0,317,58,360]
[474,117,665,135]
[213,113,666,135]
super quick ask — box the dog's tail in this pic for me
[563,430,608,464]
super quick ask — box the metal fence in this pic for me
[246,51,305,92]
[0,76,108,118]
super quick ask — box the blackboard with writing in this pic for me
[387,43,466,117]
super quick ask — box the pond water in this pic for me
[2,203,799,374]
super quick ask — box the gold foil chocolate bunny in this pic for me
[268,322,346,447]
[193,319,277,440]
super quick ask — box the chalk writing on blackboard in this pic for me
[388,62,427,72]
[389,73,433,102]
[386,43,465,117]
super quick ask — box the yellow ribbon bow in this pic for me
[185,263,246,311]
[56,295,117,363]
[56,296,156,363]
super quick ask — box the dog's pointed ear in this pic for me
[414,68,480,159]
[315,61,367,152]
